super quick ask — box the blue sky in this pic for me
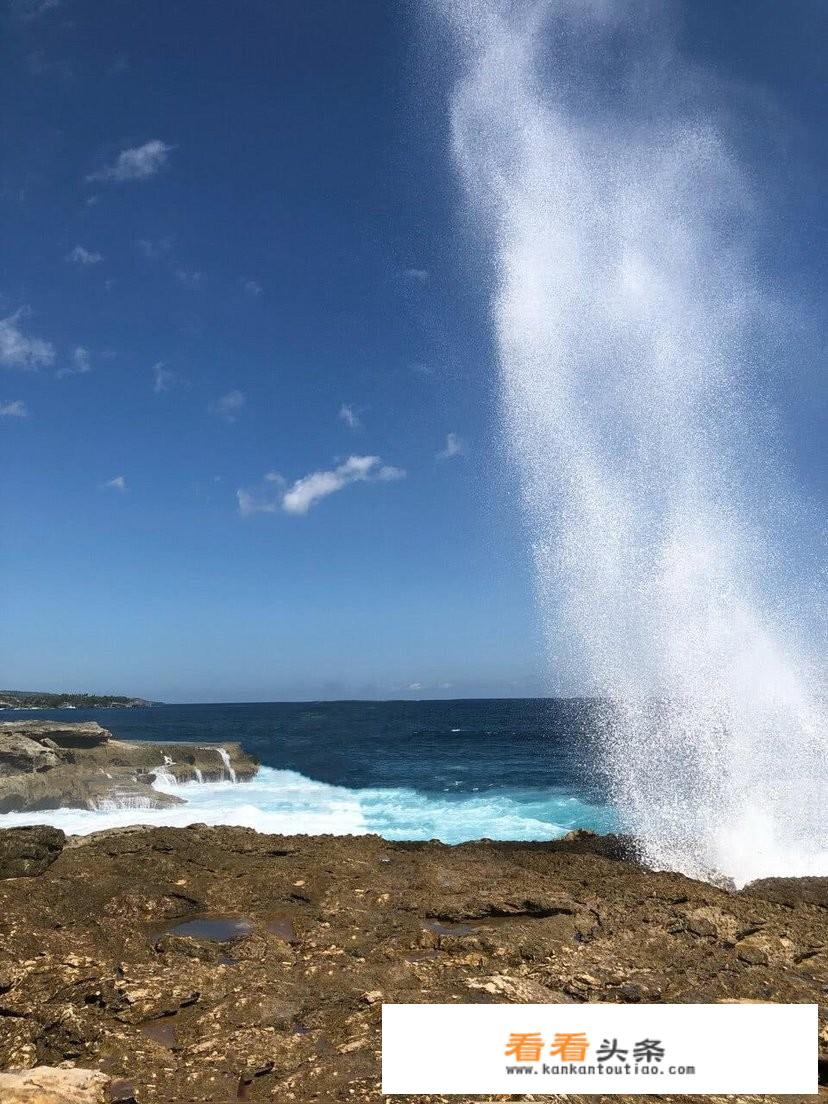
[0,0,824,702]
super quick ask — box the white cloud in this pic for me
[152,361,177,394]
[243,280,263,297]
[210,390,245,422]
[67,245,102,265]
[104,475,126,492]
[282,455,405,515]
[0,310,55,370]
[175,268,203,289]
[57,345,92,378]
[87,140,173,183]
[0,400,28,417]
[403,267,430,283]
[338,403,361,430]
[437,431,466,460]
[238,455,405,518]
[407,682,424,691]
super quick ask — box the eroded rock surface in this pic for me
[0,1065,111,1103]
[0,826,66,879]
[0,722,258,813]
[0,825,824,1103]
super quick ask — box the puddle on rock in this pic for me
[166,916,253,941]
[423,920,479,937]
[140,1017,178,1049]
[266,915,298,943]
[107,1080,138,1104]
[405,949,441,963]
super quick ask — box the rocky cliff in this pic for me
[0,721,258,813]
[0,825,824,1103]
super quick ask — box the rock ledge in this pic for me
[0,721,258,814]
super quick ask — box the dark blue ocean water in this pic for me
[1,699,618,840]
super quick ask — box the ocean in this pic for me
[0,698,618,841]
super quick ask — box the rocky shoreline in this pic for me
[0,823,825,1103]
[0,721,258,814]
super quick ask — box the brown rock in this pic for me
[736,933,775,965]
[0,1066,110,1104]
[0,723,257,812]
[0,825,824,1103]
[0,732,60,776]
[0,721,111,749]
[0,825,65,878]
[743,876,828,910]
[685,905,744,943]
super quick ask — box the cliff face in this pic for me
[0,721,258,813]
[0,826,825,1103]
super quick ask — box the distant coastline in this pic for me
[0,690,159,710]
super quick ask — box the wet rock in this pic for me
[0,1066,110,1103]
[106,1080,138,1104]
[743,876,828,910]
[551,828,636,860]
[0,825,65,878]
[0,824,824,1103]
[0,723,257,812]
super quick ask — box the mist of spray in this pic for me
[434,0,826,884]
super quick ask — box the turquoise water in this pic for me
[0,698,618,840]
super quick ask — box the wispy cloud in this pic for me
[236,473,286,518]
[57,345,92,378]
[403,267,430,283]
[12,0,60,20]
[399,679,453,694]
[87,140,173,183]
[0,400,28,418]
[67,245,102,265]
[175,268,203,289]
[437,432,465,460]
[26,50,73,79]
[210,390,245,422]
[338,403,361,430]
[243,279,263,297]
[0,310,55,370]
[238,456,405,517]
[104,475,126,492]
[137,236,174,260]
[152,361,177,394]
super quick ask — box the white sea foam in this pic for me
[434,0,827,885]
[0,766,613,843]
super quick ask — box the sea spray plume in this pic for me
[432,0,826,884]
